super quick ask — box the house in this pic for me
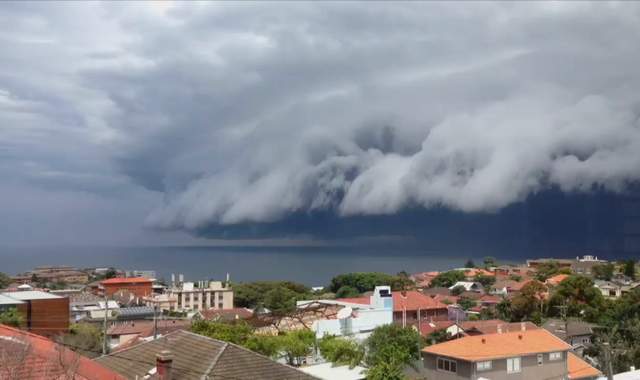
[338,289,449,327]
[492,279,535,295]
[198,307,253,322]
[411,271,440,288]
[546,274,570,287]
[543,319,597,354]
[146,280,233,313]
[419,320,464,340]
[95,329,318,379]
[572,255,608,276]
[459,320,539,336]
[0,324,124,379]
[594,280,622,298]
[421,328,579,380]
[494,265,536,278]
[527,258,574,269]
[303,286,393,339]
[568,352,602,379]
[450,281,484,293]
[422,287,452,297]
[1,290,70,337]
[107,319,191,349]
[101,277,153,299]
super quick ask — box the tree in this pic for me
[191,320,254,345]
[483,257,497,269]
[365,344,409,380]
[329,272,413,294]
[464,259,476,268]
[335,286,360,298]
[424,329,451,346]
[509,274,523,282]
[279,329,315,366]
[510,281,547,321]
[57,323,103,358]
[233,281,311,309]
[318,335,364,368]
[458,297,476,311]
[429,271,465,288]
[474,274,496,290]
[105,268,117,279]
[549,276,605,322]
[244,335,282,358]
[0,308,23,327]
[593,263,615,281]
[0,272,11,289]
[534,261,561,281]
[263,287,299,316]
[450,285,465,296]
[623,260,636,280]
[365,324,421,370]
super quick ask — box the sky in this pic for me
[1,2,640,249]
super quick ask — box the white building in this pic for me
[146,280,233,312]
[298,286,393,340]
[449,281,484,292]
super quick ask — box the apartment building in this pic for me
[421,328,587,380]
[101,277,153,298]
[146,280,233,312]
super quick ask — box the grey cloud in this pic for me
[2,2,640,241]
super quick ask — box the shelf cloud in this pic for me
[1,2,640,242]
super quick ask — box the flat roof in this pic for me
[101,277,152,284]
[1,291,64,301]
[0,294,25,305]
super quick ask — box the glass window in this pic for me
[507,357,521,373]
[549,352,562,361]
[437,358,457,373]
[477,361,491,371]
[537,354,543,366]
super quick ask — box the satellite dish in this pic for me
[337,307,353,319]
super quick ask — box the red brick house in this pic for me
[101,278,153,298]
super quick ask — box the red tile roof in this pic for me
[101,277,152,284]
[419,320,457,336]
[201,308,253,321]
[459,320,539,335]
[546,274,570,286]
[337,291,448,312]
[423,328,571,361]
[568,352,602,379]
[0,324,124,380]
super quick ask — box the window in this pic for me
[537,354,543,366]
[549,352,562,361]
[437,358,457,373]
[477,361,491,371]
[218,302,224,309]
[507,357,521,373]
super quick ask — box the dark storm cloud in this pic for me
[2,2,640,242]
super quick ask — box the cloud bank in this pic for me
[1,2,640,241]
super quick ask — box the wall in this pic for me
[17,297,70,337]
[104,283,152,298]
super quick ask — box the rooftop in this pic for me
[0,290,63,301]
[0,294,25,305]
[459,320,539,335]
[568,352,601,379]
[336,291,447,312]
[101,277,153,285]
[422,328,571,361]
[95,329,318,380]
[543,319,597,340]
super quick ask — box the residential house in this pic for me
[546,274,570,287]
[419,320,464,340]
[543,319,597,355]
[459,320,539,336]
[421,328,583,380]
[572,255,608,276]
[106,319,191,349]
[146,280,233,313]
[568,352,602,379]
[492,279,535,296]
[411,271,440,289]
[450,281,484,293]
[95,329,318,379]
[422,287,452,297]
[494,265,536,278]
[1,290,70,337]
[0,324,124,380]
[198,307,253,322]
[302,286,393,339]
[594,280,622,298]
[101,277,153,299]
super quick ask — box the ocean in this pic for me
[0,245,497,286]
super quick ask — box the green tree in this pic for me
[57,323,103,358]
[365,324,421,374]
[233,281,311,309]
[424,329,451,346]
[191,320,254,345]
[429,271,465,288]
[464,259,476,268]
[0,307,23,327]
[474,274,496,291]
[510,281,547,321]
[450,285,465,296]
[549,276,605,322]
[335,286,360,298]
[534,261,561,281]
[279,329,315,366]
[318,335,364,368]
[0,272,11,289]
[244,334,282,358]
[329,272,413,294]
[263,287,299,316]
[458,297,476,311]
[509,274,523,282]
[483,257,497,269]
[592,263,615,281]
[623,260,636,280]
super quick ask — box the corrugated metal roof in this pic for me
[0,294,25,305]
[0,291,63,300]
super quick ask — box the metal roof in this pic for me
[0,291,63,301]
[0,294,25,305]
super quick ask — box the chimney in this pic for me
[481,338,486,344]
[156,350,173,380]
[521,322,526,331]
[518,334,523,340]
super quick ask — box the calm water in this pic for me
[0,245,503,286]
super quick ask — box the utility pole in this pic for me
[102,294,109,355]
[153,303,158,339]
[603,341,614,380]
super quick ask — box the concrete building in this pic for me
[1,290,70,337]
[125,270,156,279]
[299,286,393,340]
[421,328,587,380]
[146,280,233,313]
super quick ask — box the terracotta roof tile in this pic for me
[422,328,571,361]
[568,352,602,379]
